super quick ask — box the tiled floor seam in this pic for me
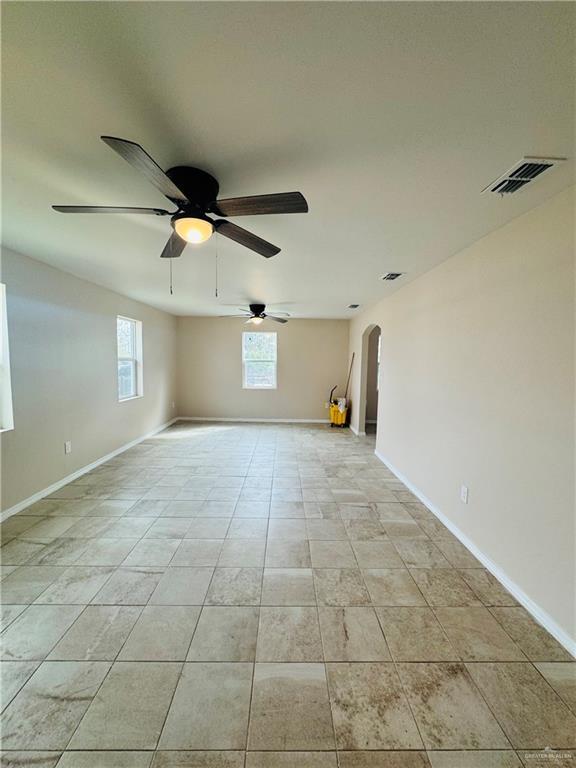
[153,660,187,752]
[388,636,428,752]
[58,655,119,754]
[245,477,267,752]
[311,548,339,756]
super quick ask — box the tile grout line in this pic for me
[310,540,340,759]
[153,658,186,753]
[244,446,263,755]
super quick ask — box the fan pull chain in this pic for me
[169,258,174,295]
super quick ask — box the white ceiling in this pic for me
[1,2,574,318]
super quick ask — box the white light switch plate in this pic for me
[460,485,469,504]
[64,441,72,455]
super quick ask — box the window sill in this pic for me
[242,386,277,390]
[0,426,14,434]
[118,394,143,403]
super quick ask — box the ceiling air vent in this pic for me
[381,272,403,281]
[482,156,566,196]
[347,304,360,309]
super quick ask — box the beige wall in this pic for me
[348,187,575,645]
[177,317,349,421]
[1,248,177,511]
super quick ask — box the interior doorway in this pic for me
[365,326,381,435]
[357,324,381,436]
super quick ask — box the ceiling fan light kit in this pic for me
[172,212,214,244]
[52,136,308,260]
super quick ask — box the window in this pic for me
[117,316,143,401]
[0,284,14,432]
[242,331,277,389]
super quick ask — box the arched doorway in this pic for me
[357,324,381,436]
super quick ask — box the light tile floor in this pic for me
[1,422,574,768]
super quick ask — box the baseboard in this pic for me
[349,424,366,437]
[375,449,576,658]
[1,417,179,522]
[175,416,330,424]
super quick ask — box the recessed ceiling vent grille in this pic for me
[381,272,403,281]
[482,156,566,196]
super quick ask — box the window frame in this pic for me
[242,331,278,390]
[117,315,143,402]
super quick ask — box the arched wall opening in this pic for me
[357,323,381,436]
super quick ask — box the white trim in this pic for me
[1,418,178,522]
[349,424,366,437]
[375,448,576,658]
[175,416,330,424]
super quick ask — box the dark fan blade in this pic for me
[266,315,288,324]
[52,205,170,215]
[214,220,280,258]
[211,192,308,217]
[160,232,186,259]
[101,136,188,204]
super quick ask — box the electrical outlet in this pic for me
[460,485,469,504]
[64,441,72,455]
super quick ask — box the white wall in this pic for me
[1,248,177,511]
[348,187,575,647]
[177,317,349,422]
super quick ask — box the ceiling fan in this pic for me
[224,303,290,325]
[52,136,308,259]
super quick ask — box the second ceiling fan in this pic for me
[53,136,309,259]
